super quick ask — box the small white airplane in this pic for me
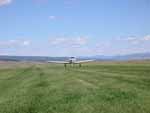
[48,57,94,67]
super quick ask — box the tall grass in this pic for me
[0,62,150,113]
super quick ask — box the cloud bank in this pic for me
[117,35,150,45]
[49,36,88,48]
[0,39,31,48]
[0,0,12,6]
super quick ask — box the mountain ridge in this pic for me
[0,52,150,61]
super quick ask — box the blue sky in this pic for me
[0,0,150,56]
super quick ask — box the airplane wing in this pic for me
[47,61,69,64]
[75,60,94,63]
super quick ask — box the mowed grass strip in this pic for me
[0,61,150,113]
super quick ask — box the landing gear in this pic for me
[79,63,81,67]
[64,63,82,68]
[64,63,67,68]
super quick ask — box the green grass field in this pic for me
[0,61,150,113]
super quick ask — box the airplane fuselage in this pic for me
[48,57,93,68]
[68,57,77,64]
[64,57,81,67]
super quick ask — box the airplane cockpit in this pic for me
[68,57,76,63]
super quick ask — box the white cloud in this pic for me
[117,36,137,41]
[23,41,31,46]
[125,37,137,41]
[118,35,150,45]
[87,41,112,56]
[49,36,88,48]
[0,0,12,6]
[49,16,56,20]
[0,52,9,55]
[143,35,150,41]
[0,39,31,48]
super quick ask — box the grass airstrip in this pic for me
[0,61,150,113]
